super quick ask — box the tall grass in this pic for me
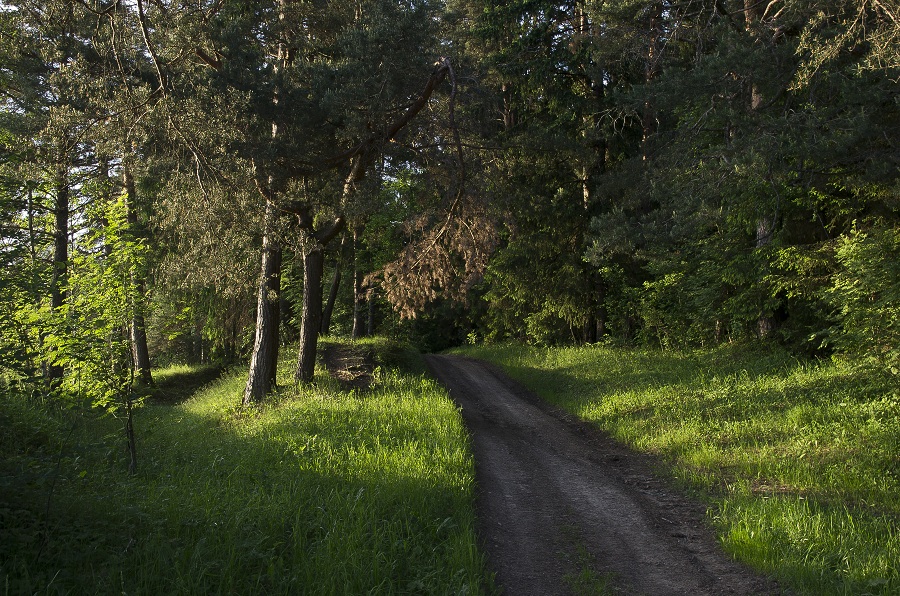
[1,342,488,594]
[458,342,899,595]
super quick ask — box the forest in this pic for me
[1,0,898,403]
[0,0,898,593]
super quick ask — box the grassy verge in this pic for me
[1,340,488,594]
[456,342,899,595]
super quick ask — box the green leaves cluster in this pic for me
[829,224,900,374]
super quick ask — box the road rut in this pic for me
[425,354,778,596]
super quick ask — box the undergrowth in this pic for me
[0,340,488,594]
[457,342,899,596]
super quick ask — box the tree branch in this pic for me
[320,58,452,170]
[136,0,166,94]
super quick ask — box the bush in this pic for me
[829,223,900,375]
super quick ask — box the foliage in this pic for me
[51,194,149,408]
[460,342,900,595]
[828,224,900,375]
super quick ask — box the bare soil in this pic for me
[320,343,376,391]
[425,354,780,596]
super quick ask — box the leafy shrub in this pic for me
[829,224,900,375]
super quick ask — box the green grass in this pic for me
[1,341,489,594]
[456,342,899,595]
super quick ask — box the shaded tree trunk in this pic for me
[745,0,775,338]
[294,213,345,384]
[351,228,366,339]
[296,241,325,383]
[243,199,282,404]
[367,288,376,337]
[46,161,69,385]
[641,1,663,162]
[123,166,153,386]
[321,234,346,334]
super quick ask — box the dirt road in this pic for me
[425,354,778,596]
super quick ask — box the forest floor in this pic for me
[426,353,780,596]
[320,342,376,390]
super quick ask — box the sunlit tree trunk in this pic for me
[244,198,282,404]
[244,1,291,402]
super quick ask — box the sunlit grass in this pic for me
[1,342,488,594]
[457,342,899,595]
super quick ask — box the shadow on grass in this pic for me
[150,364,225,405]
[2,362,486,595]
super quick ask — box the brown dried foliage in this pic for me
[375,196,497,319]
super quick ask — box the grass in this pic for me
[456,341,900,596]
[0,340,489,594]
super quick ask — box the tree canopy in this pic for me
[1,0,897,409]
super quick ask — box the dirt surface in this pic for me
[320,343,376,391]
[425,354,780,596]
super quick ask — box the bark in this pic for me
[243,199,283,404]
[351,229,366,339]
[755,214,775,338]
[50,164,68,308]
[124,391,137,475]
[746,0,774,338]
[366,287,376,336]
[321,234,346,334]
[244,4,290,403]
[295,215,346,383]
[47,162,69,385]
[642,2,664,162]
[124,166,153,386]
[296,242,325,383]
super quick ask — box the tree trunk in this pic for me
[123,166,153,386]
[366,288,376,336]
[351,228,366,339]
[124,389,138,475]
[243,199,283,405]
[321,234,346,334]
[755,214,775,338]
[745,0,774,339]
[295,241,324,383]
[641,2,663,162]
[47,162,69,385]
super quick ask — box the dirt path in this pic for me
[425,354,779,596]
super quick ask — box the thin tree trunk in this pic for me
[244,199,283,404]
[47,162,69,385]
[351,228,366,339]
[124,387,137,475]
[244,2,290,402]
[755,215,775,338]
[641,2,663,163]
[123,166,153,386]
[321,234,346,334]
[296,242,324,383]
[366,288,376,336]
[745,0,774,338]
